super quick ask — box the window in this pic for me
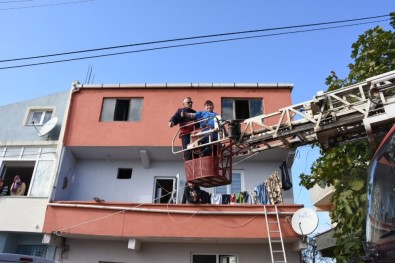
[154,177,177,204]
[117,168,132,179]
[0,160,53,197]
[26,109,53,125]
[214,171,243,195]
[100,98,143,122]
[16,245,47,257]
[192,254,238,263]
[221,98,262,120]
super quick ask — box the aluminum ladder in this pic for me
[264,205,287,263]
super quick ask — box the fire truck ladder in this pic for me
[264,205,287,263]
[232,70,395,156]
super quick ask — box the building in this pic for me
[1,81,308,263]
[0,91,70,260]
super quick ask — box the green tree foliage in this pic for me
[301,236,335,263]
[300,13,395,263]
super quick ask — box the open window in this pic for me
[0,160,53,197]
[192,254,238,263]
[154,177,178,204]
[100,98,143,122]
[221,98,262,120]
[1,161,35,196]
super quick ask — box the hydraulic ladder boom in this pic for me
[230,70,395,157]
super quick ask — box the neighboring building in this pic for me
[0,91,70,261]
[41,81,306,263]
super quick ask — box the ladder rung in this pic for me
[270,230,280,233]
[273,251,284,253]
[268,221,278,224]
[271,240,282,243]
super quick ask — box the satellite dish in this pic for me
[291,208,319,235]
[38,117,58,137]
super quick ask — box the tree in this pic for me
[300,12,395,263]
[301,236,335,263]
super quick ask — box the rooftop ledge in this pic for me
[76,83,294,90]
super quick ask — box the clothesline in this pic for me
[201,169,287,205]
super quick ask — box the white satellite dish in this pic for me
[38,117,58,137]
[291,208,319,235]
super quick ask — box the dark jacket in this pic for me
[182,184,202,204]
[169,107,196,137]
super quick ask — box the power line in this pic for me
[0,0,33,3]
[0,14,389,63]
[0,0,93,10]
[0,19,388,70]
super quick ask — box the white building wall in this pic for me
[59,158,294,204]
[67,160,186,203]
[0,198,48,232]
[59,239,301,263]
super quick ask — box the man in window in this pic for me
[169,97,197,161]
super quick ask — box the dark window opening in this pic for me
[114,99,130,121]
[193,255,216,263]
[101,98,143,122]
[192,254,238,263]
[235,100,249,119]
[1,161,35,196]
[117,168,132,179]
[154,178,175,204]
[221,98,262,120]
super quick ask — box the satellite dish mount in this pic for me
[32,117,58,139]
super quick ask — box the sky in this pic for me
[1,0,394,234]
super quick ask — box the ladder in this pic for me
[264,205,287,263]
[235,70,395,156]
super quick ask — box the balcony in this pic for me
[310,184,335,211]
[43,202,303,246]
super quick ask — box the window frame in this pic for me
[100,97,143,122]
[16,244,48,257]
[214,170,244,195]
[24,107,54,126]
[191,253,239,263]
[0,147,56,197]
[221,98,263,120]
[153,176,177,204]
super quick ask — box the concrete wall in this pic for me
[65,87,292,147]
[59,239,301,263]
[53,157,294,204]
[0,198,48,232]
[0,91,69,144]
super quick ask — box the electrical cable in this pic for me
[0,0,93,10]
[0,15,389,64]
[0,19,388,70]
[0,0,33,3]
